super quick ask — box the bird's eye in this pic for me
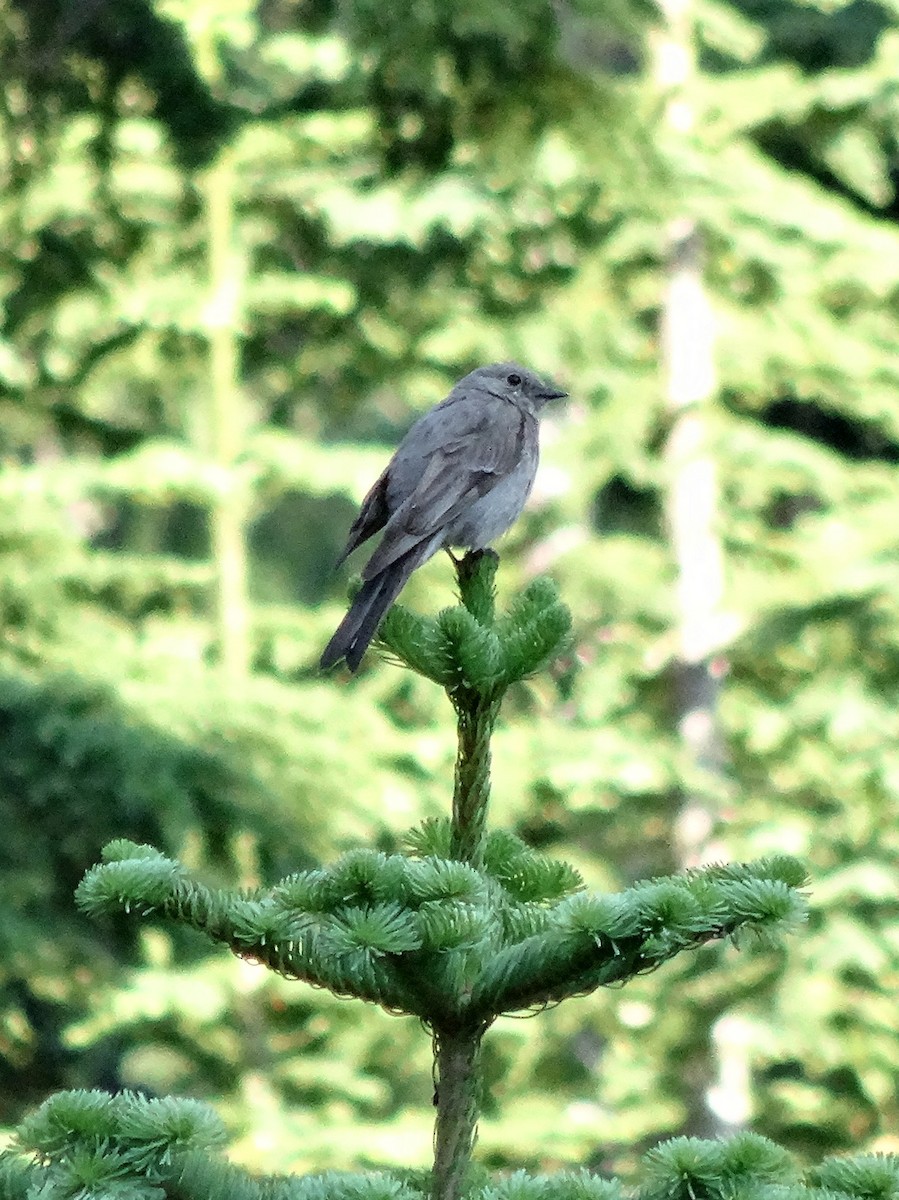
[507,373,522,386]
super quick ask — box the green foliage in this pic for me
[76,835,806,1025]
[9,1090,252,1200]
[17,1088,227,1165]
[3,1092,899,1200]
[638,1133,800,1200]
[1,0,898,1181]
[380,561,572,696]
[379,606,458,688]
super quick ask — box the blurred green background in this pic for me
[3,0,899,1182]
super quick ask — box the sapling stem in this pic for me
[431,551,501,1200]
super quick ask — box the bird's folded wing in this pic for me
[361,409,526,579]
[335,468,390,567]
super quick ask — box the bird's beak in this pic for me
[538,387,568,403]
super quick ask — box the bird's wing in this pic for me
[361,401,527,579]
[334,395,486,568]
[334,467,390,568]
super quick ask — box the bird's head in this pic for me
[468,362,568,415]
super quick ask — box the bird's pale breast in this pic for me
[445,438,539,549]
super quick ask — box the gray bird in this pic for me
[320,362,567,672]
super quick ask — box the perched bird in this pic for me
[320,362,567,672]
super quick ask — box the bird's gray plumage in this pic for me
[320,362,566,672]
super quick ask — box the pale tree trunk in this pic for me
[661,220,727,866]
[205,149,251,680]
[195,20,252,681]
[655,0,751,1138]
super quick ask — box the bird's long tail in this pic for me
[320,543,431,672]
